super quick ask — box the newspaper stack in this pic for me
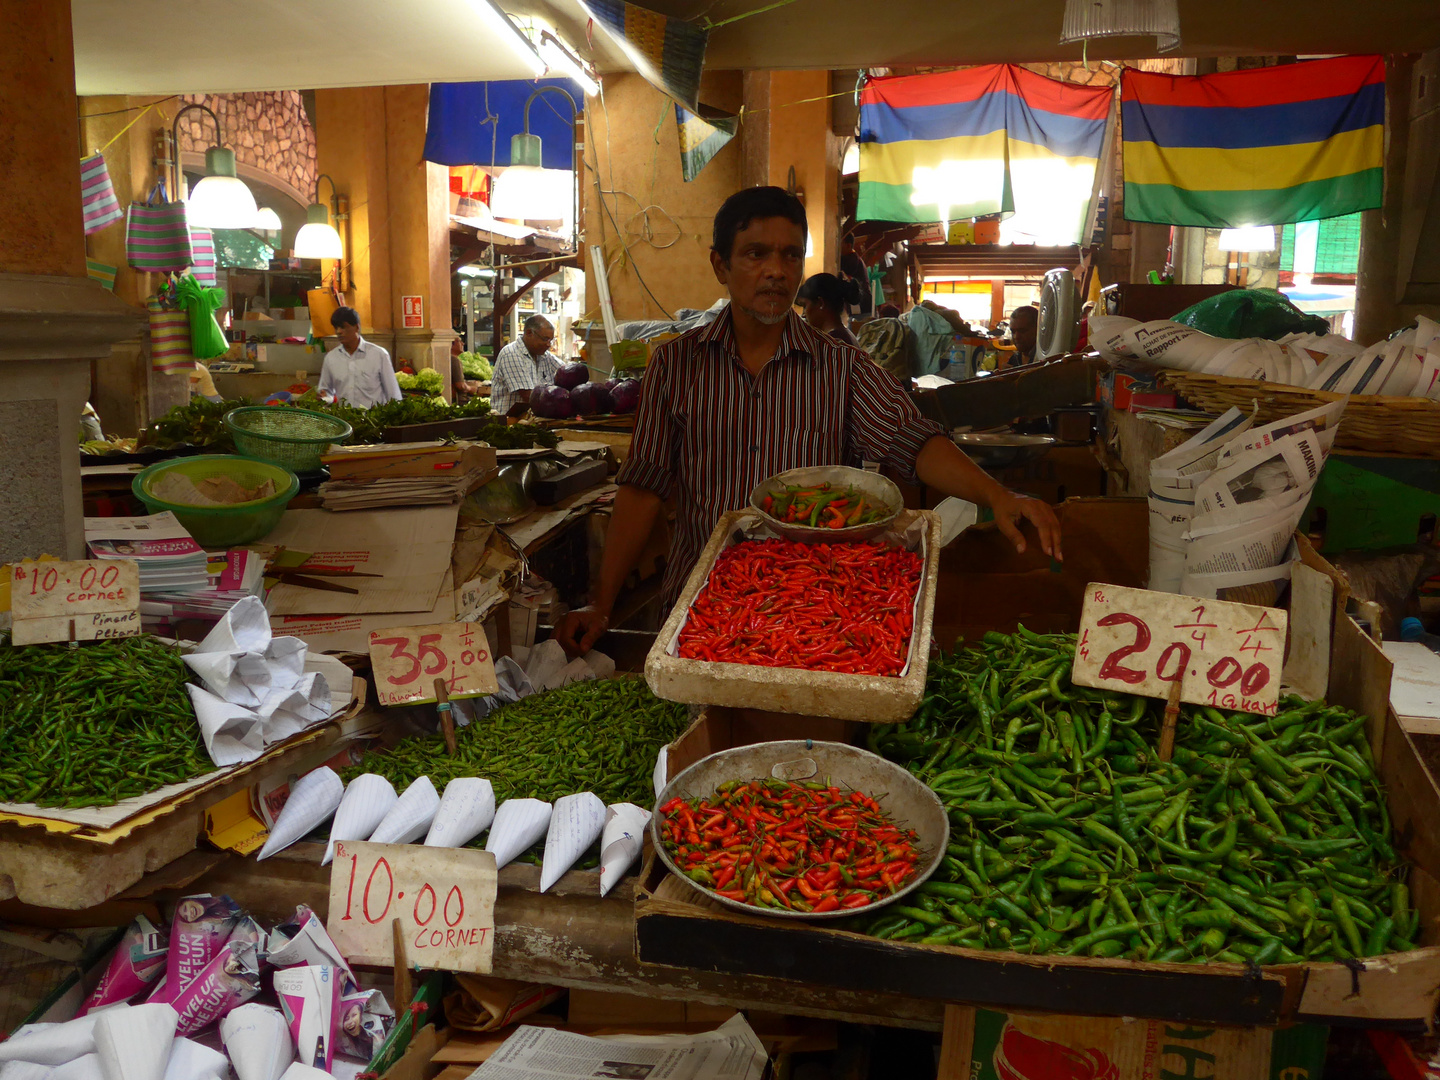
[140,549,268,632]
[317,441,498,511]
[1148,400,1345,600]
[86,513,209,593]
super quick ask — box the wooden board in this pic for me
[10,560,140,645]
[369,623,499,707]
[1072,583,1286,716]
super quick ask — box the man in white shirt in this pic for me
[317,306,403,409]
[490,315,560,416]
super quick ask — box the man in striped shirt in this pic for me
[556,187,1061,654]
[490,315,560,416]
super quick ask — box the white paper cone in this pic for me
[185,684,265,766]
[485,799,552,869]
[0,1063,55,1080]
[367,776,440,846]
[161,1040,226,1080]
[48,1058,101,1080]
[258,768,344,860]
[424,777,495,848]
[540,792,606,892]
[0,1017,102,1065]
[652,747,668,801]
[198,595,271,654]
[322,774,397,866]
[94,1003,177,1080]
[599,802,652,897]
[220,1005,294,1080]
[264,637,308,691]
[257,673,331,744]
[181,652,269,708]
[277,1067,329,1080]
[266,913,351,978]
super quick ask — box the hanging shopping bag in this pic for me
[189,226,218,287]
[127,182,193,272]
[86,259,118,292]
[80,154,125,235]
[175,275,228,361]
[148,294,194,374]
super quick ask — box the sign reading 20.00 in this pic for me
[1070,582,1287,717]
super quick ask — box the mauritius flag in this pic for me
[857,65,1113,245]
[1122,55,1385,228]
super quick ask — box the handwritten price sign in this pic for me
[368,622,499,707]
[10,560,140,646]
[326,841,496,973]
[1071,582,1287,717]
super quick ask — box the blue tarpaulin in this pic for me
[424,79,578,169]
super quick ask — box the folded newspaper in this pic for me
[1146,400,1344,601]
[471,1014,767,1080]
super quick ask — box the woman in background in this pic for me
[796,273,862,347]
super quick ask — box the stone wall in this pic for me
[178,91,316,200]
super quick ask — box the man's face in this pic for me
[336,322,362,351]
[1011,310,1038,355]
[522,322,555,356]
[711,217,806,326]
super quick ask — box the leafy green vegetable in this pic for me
[396,371,418,390]
[415,368,444,394]
[459,351,493,381]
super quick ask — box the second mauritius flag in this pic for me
[1122,55,1385,227]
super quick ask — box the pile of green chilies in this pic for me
[0,635,211,808]
[860,628,1416,964]
[344,677,689,807]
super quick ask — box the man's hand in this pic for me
[554,605,611,657]
[991,490,1063,560]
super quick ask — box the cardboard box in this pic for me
[954,1007,1326,1080]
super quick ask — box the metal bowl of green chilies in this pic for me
[653,739,948,920]
[749,465,903,544]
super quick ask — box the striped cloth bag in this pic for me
[189,227,217,287]
[79,154,124,235]
[85,259,118,292]
[126,183,193,272]
[147,295,194,374]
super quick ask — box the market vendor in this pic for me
[556,186,1062,655]
[317,306,403,408]
[491,315,560,417]
[1006,305,1039,367]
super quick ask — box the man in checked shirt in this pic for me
[556,187,1061,655]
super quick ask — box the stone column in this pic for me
[0,0,144,563]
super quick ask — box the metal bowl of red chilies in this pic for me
[653,740,948,920]
[749,466,903,544]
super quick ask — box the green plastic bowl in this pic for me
[132,455,300,547]
[224,406,352,473]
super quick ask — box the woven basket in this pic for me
[224,406,352,473]
[1158,371,1440,458]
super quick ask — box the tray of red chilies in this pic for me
[652,740,949,920]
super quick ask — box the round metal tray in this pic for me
[748,465,903,543]
[652,740,949,921]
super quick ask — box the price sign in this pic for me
[367,622,499,707]
[1071,582,1287,717]
[326,841,496,972]
[10,560,141,646]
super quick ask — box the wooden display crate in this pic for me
[644,510,941,723]
[633,531,1440,1028]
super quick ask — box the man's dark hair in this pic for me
[712,186,807,261]
[1010,305,1038,326]
[523,314,552,334]
[331,306,360,329]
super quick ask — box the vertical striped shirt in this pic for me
[616,304,946,605]
[490,340,560,414]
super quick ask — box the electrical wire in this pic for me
[77,95,179,119]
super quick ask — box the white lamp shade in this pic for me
[490,166,573,222]
[187,175,259,229]
[253,207,283,231]
[294,222,343,259]
[1217,225,1277,252]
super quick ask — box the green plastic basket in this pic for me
[132,455,300,547]
[224,406,352,473]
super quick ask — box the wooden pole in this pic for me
[434,677,457,756]
[392,917,413,1013]
[1158,677,1184,762]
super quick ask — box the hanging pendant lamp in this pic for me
[1059,0,1181,52]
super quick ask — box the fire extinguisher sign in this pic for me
[402,296,423,328]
